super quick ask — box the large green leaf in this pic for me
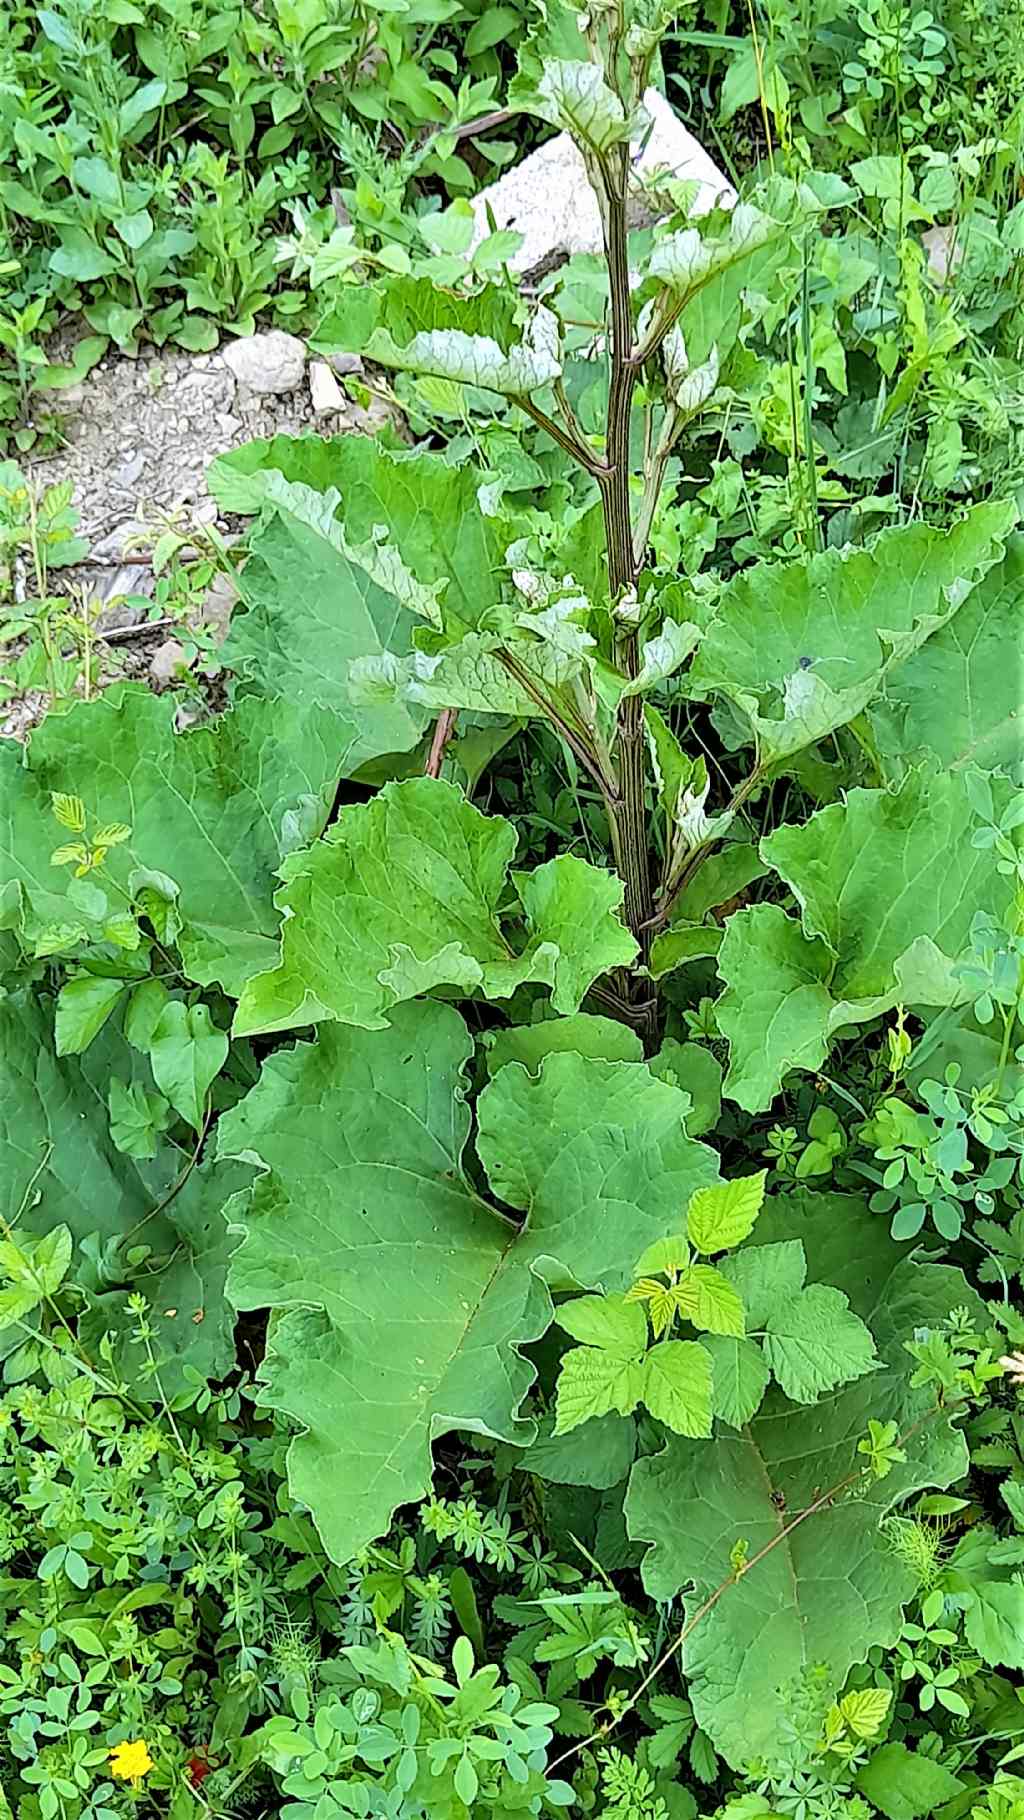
[233,778,637,1035]
[223,486,425,759]
[315,277,561,396]
[716,767,1016,1109]
[208,434,506,636]
[0,989,244,1389]
[219,1002,719,1561]
[687,504,1014,762]
[869,535,1024,774]
[625,1195,982,1766]
[0,685,349,996]
[0,988,165,1239]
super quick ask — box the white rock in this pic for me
[922,224,962,285]
[469,88,734,277]
[309,358,346,415]
[199,570,238,645]
[150,637,189,685]
[216,412,243,436]
[221,330,306,394]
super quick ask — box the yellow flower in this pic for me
[109,1740,154,1782]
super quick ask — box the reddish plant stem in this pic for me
[424,708,458,778]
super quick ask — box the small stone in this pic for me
[198,570,237,645]
[150,637,190,685]
[194,498,219,525]
[221,330,306,394]
[216,412,243,435]
[90,520,146,562]
[309,359,345,415]
[113,453,146,488]
[330,351,365,377]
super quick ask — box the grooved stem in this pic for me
[599,157,655,973]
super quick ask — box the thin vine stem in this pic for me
[547,1393,962,1773]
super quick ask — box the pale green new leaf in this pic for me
[642,1341,713,1437]
[234,781,636,1035]
[687,504,1014,762]
[554,1293,648,1355]
[625,1197,985,1765]
[717,768,1017,1110]
[677,1265,745,1337]
[761,1283,878,1403]
[315,276,561,395]
[687,1172,767,1254]
[220,1005,719,1560]
[554,1348,646,1433]
[531,60,633,153]
[349,635,578,721]
[869,534,1024,774]
[649,202,785,294]
[0,684,351,997]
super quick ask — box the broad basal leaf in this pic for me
[869,533,1024,774]
[219,1002,719,1561]
[625,1195,984,1766]
[208,433,506,637]
[687,503,1014,763]
[223,484,425,760]
[485,1014,643,1078]
[234,779,637,1035]
[0,685,350,996]
[315,276,561,396]
[515,1412,636,1489]
[963,1581,1024,1669]
[0,989,245,1390]
[716,767,1017,1110]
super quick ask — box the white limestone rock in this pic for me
[221,330,306,394]
[470,89,734,277]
